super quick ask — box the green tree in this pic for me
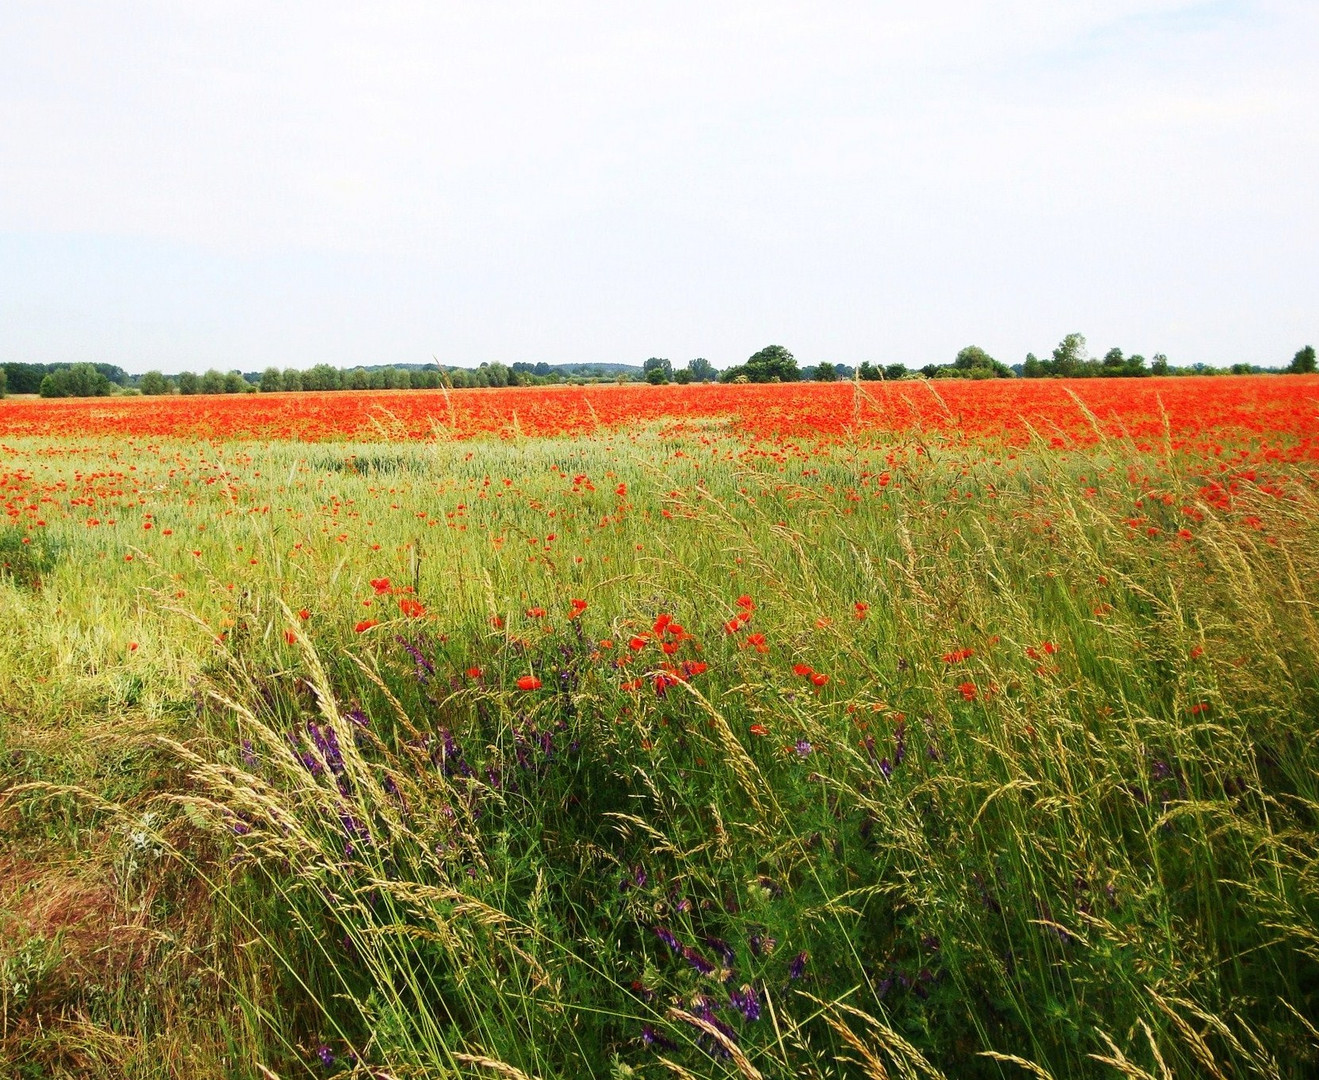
[303,364,341,391]
[223,371,252,393]
[346,367,371,390]
[3,363,48,394]
[200,369,226,394]
[282,368,303,392]
[259,367,283,392]
[1022,353,1045,378]
[38,364,113,398]
[1050,333,1089,377]
[884,363,909,381]
[139,370,171,395]
[686,358,716,383]
[177,371,199,395]
[720,345,799,383]
[672,368,692,384]
[643,357,673,384]
[1288,345,1316,374]
[813,362,838,382]
[1101,347,1126,375]
[1150,354,1170,376]
[0,366,7,398]
[953,346,1012,379]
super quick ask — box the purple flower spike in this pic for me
[705,936,736,969]
[795,739,812,758]
[653,926,683,953]
[682,945,716,976]
[730,983,762,1021]
[642,1025,677,1051]
[789,950,808,980]
[316,1044,335,1067]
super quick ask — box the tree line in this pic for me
[2,340,1313,399]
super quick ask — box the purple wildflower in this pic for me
[794,739,812,758]
[789,950,808,979]
[653,926,683,953]
[705,936,736,969]
[397,636,435,676]
[879,757,893,780]
[240,739,258,768]
[345,707,369,728]
[730,984,761,1021]
[641,1025,677,1051]
[316,1044,335,1067]
[682,945,716,976]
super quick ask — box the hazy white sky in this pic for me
[2,1,1315,373]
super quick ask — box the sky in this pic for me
[1,1,1315,375]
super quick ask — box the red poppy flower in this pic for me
[370,577,391,594]
[793,663,814,676]
[810,672,829,687]
[517,675,542,691]
[355,619,379,633]
[749,723,769,737]
[958,681,978,701]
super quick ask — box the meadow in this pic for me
[2,377,1318,1080]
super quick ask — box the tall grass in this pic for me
[2,424,1318,1077]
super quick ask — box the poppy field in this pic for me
[2,377,1319,1079]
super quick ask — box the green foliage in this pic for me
[813,361,839,381]
[1289,345,1316,374]
[303,364,342,391]
[138,370,173,395]
[176,371,199,395]
[0,527,59,588]
[0,366,6,398]
[720,344,800,383]
[259,367,284,392]
[643,357,672,384]
[951,345,1013,379]
[686,357,716,382]
[37,363,114,398]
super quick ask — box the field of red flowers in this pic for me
[3,376,1317,454]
